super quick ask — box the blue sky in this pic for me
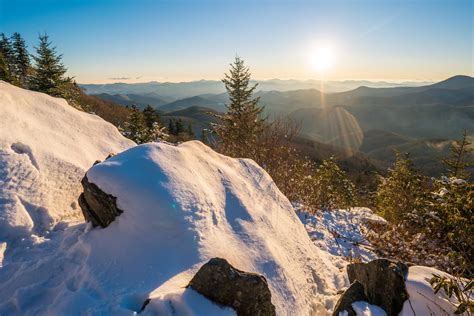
[1,0,472,83]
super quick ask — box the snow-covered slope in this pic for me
[80,141,345,314]
[1,141,344,315]
[0,81,134,244]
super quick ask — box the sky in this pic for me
[1,0,472,83]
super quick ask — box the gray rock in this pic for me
[347,259,409,316]
[78,174,123,227]
[332,281,368,316]
[188,258,276,316]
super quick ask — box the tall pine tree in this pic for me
[11,32,31,87]
[30,33,71,97]
[213,56,265,158]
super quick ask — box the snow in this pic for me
[0,82,465,315]
[80,141,344,314]
[352,301,387,316]
[298,207,385,269]
[401,266,461,315]
[0,138,345,315]
[0,81,134,246]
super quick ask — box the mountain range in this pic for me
[83,75,474,178]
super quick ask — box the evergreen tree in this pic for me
[0,52,11,82]
[186,123,194,138]
[30,33,71,97]
[442,129,474,179]
[168,119,176,135]
[175,118,184,134]
[212,56,265,158]
[0,33,15,83]
[142,105,160,130]
[122,105,147,143]
[201,129,211,145]
[11,32,31,87]
[310,157,355,211]
[376,153,429,223]
[142,105,166,142]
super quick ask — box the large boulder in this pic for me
[332,281,368,316]
[346,259,409,316]
[188,257,276,316]
[78,175,123,227]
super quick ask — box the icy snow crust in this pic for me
[0,81,134,244]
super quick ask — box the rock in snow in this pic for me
[188,257,275,316]
[332,281,368,316]
[347,259,409,316]
[79,175,124,227]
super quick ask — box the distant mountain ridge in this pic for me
[80,78,434,97]
[87,75,473,178]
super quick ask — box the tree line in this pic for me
[0,32,76,100]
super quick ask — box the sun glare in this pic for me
[310,46,335,74]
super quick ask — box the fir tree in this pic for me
[0,33,15,83]
[11,32,31,87]
[376,152,429,223]
[186,123,194,138]
[213,56,265,158]
[30,33,71,97]
[168,120,176,135]
[175,118,184,135]
[310,157,355,211]
[442,129,474,179]
[0,52,11,82]
[142,105,160,130]
[201,129,211,145]
[142,105,166,142]
[122,104,147,143]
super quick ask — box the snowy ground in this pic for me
[0,82,465,315]
[297,207,385,270]
[0,81,134,249]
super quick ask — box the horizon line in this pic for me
[78,76,472,86]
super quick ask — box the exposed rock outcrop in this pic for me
[188,257,276,316]
[78,175,123,227]
[332,281,368,316]
[346,259,409,316]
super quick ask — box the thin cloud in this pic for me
[108,77,132,80]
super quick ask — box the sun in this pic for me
[310,46,335,73]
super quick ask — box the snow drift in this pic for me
[79,141,344,314]
[0,81,134,243]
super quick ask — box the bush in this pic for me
[376,153,430,223]
[432,177,473,276]
[308,157,355,211]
